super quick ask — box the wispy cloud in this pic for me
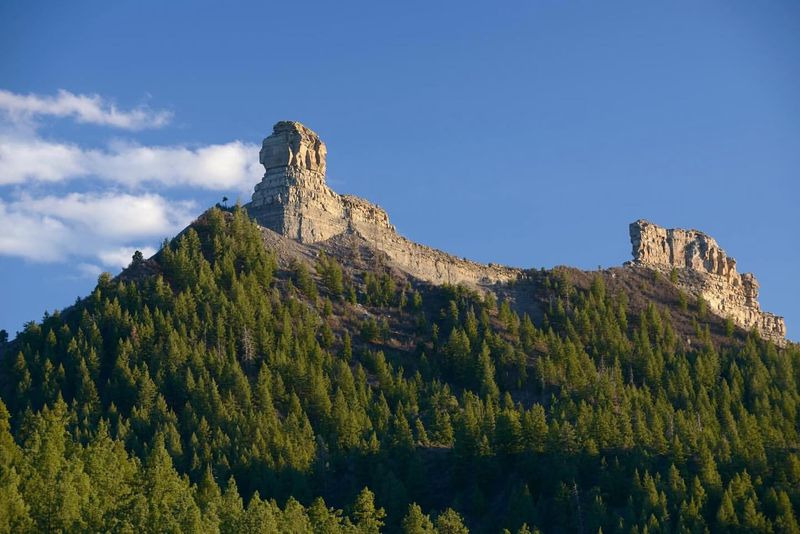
[98,246,159,269]
[0,89,172,130]
[0,193,195,265]
[0,88,263,274]
[0,136,261,190]
[0,89,260,192]
[76,263,104,279]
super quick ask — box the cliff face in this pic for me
[245,121,787,344]
[246,122,520,287]
[630,219,786,344]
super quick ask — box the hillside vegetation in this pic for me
[1,207,799,533]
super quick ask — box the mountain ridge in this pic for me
[243,121,786,344]
[1,122,797,533]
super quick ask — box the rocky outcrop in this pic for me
[247,121,520,287]
[246,122,787,343]
[629,219,786,344]
[248,122,346,243]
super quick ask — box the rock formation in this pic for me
[247,121,520,287]
[629,219,786,343]
[245,121,787,344]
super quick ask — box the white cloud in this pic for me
[0,88,262,192]
[98,246,158,269]
[0,136,261,191]
[0,202,71,262]
[77,263,103,279]
[86,139,262,190]
[0,137,84,183]
[0,89,172,130]
[0,88,264,274]
[0,193,194,268]
[20,192,196,239]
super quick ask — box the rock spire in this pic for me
[246,121,519,287]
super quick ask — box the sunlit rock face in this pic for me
[246,121,520,287]
[630,219,786,344]
[248,121,346,243]
[246,123,787,344]
[259,120,327,175]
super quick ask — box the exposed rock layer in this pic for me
[246,122,520,287]
[630,219,786,344]
[245,121,786,344]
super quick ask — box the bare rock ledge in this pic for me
[245,121,787,344]
[629,219,786,344]
[246,121,520,287]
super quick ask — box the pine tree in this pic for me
[435,508,469,534]
[218,477,245,533]
[0,399,31,532]
[353,487,386,534]
[477,341,499,399]
[402,503,435,533]
[308,497,349,533]
[139,435,204,533]
[21,400,90,533]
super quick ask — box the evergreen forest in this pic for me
[1,207,799,533]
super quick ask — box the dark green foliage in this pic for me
[353,487,387,534]
[697,294,708,319]
[364,272,397,307]
[317,252,345,298]
[726,316,736,337]
[1,206,799,532]
[402,503,436,533]
[291,259,318,300]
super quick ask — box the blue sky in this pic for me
[1,1,798,339]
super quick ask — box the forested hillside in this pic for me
[1,206,798,533]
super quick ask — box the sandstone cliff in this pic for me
[246,122,520,287]
[245,121,786,344]
[629,219,786,344]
